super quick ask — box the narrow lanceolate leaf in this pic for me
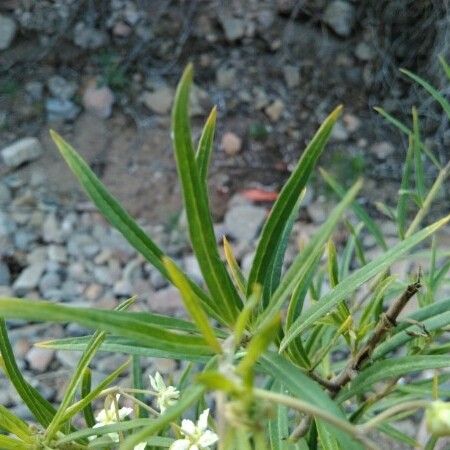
[0,298,213,358]
[163,257,222,353]
[223,236,247,295]
[247,106,343,298]
[337,356,450,402]
[0,319,56,427]
[81,368,95,428]
[196,106,217,181]
[121,384,205,450]
[49,131,220,325]
[257,179,362,331]
[412,107,425,205]
[0,404,33,442]
[281,213,450,351]
[0,435,28,450]
[401,68,450,120]
[320,168,387,250]
[397,138,414,239]
[260,353,364,450]
[38,335,213,363]
[172,64,241,324]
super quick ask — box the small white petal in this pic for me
[149,374,158,391]
[198,430,219,447]
[197,409,209,432]
[190,446,199,450]
[155,372,166,391]
[134,442,147,450]
[118,406,133,420]
[181,419,196,436]
[95,409,107,423]
[169,438,191,450]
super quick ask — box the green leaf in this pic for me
[0,298,214,358]
[81,368,95,427]
[439,55,450,80]
[397,137,414,239]
[38,335,212,363]
[234,284,261,346]
[49,130,220,324]
[260,352,364,450]
[0,435,28,450]
[223,236,247,295]
[320,168,387,250]
[248,106,343,297]
[196,106,217,181]
[257,179,362,331]
[120,384,205,450]
[280,213,450,351]
[0,318,56,427]
[400,68,450,120]
[316,419,340,450]
[0,404,32,442]
[163,257,223,353]
[412,107,426,205]
[337,356,450,402]
[172,64,241,324]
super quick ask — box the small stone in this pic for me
[355,42,376,61]
[82,82,115,119]
[342,113,361,132]
[42,213,63,244]
[39,272,61,296]
[323,1,356,37]
[113,21,132,37]
[276,0,297,14]
[183,255,203,284]
[113,279,132,297]
[56,350,80,368]
[26,347,55,372]
[371,141,395,159]
[221,132,242,156]
[265,99,284,122]
[330,121,349,142]
[73,22,107,49]
[14,338,31,359]
[283,65,300,88]
[27,247,47,265]
[48,245,67,263]
[84,283,103,301]
[220,16,246,42]
[0,261,11,286]
[189,84,209,116]
[0,184,11,206]
[142,86,174,115]
[46,98,80,122]
[149,270,168,290]
[25,81,44,101]
[93,265,113,286]
[1,138,43,168]
[67,234,99,258]
[224,198,267,242]
[147,286,183,314]
[216,67,237,88]
[47,76,78,100]
[0,14,17,50]
[14,228,38,250]
[13,262,46,295]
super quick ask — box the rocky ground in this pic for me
[1,1,450,447]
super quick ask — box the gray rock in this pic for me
[25,81,44,101]
[371,141,395,159]
[323,1,355,37]
[93,265,113,286]
[224,199,266,242]
[0,211,16,236]
[113,279,133,297]
[141,86,174,115]
[13,262,46,295]
[39,272,62,296]
[330,121,349,142]
[73,22,107,49]
[355,42,376,61]
[148,286,183,314]
[220,16,246,42]
[0,261,10,285]
[56,350,80,368]
[42,213,63,244]
[1,138,43,168]
[283,65,300,88]
[82,83,115,118]
[47,76,78,100]
[46,98,80,122]
[48,245,67,263]
[149,269,168,290]
[183,255,203,284]
[67,234,99,258]
[27,246,47,265]
[216,66,237,89]
[0,14,17,50]
[0,183,11,206]
[26,347,55,372]
[14,229,38,251]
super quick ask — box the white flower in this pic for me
[134,443,147,450]
[169,409,218,450]
[149,372,180,413]
[426,400,450,436]
[92,394,133,442]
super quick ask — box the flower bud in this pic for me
[426,401,450,436]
